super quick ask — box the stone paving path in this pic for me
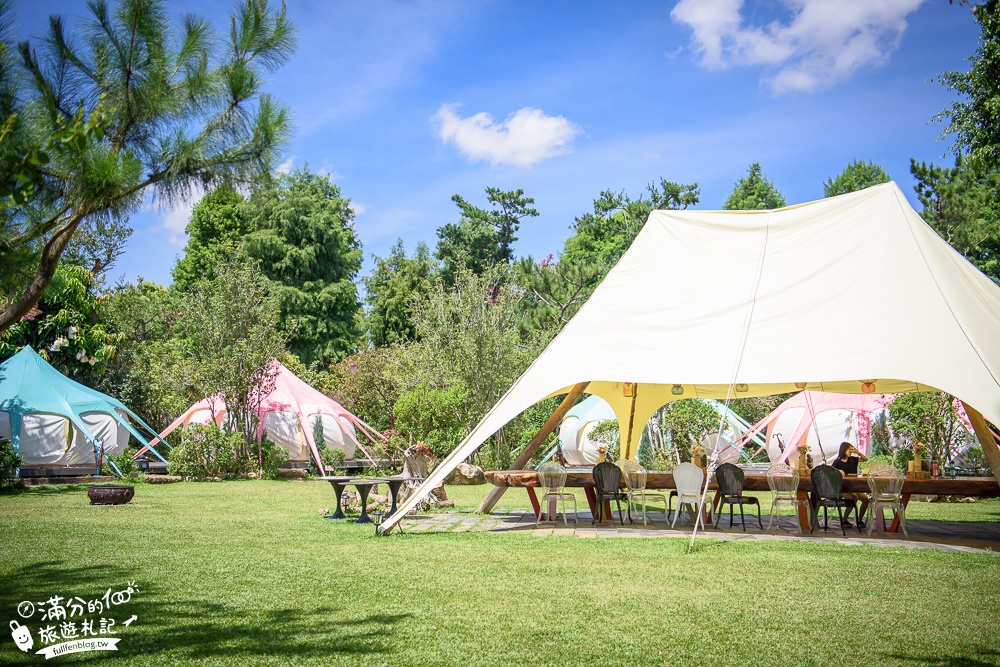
[401,507,1000,554]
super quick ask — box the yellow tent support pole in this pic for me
[622,389,638,460]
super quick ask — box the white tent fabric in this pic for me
[0,407,131,467]
[554,395,616,466]
[380,182,1000,533]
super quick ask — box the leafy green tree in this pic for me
[172,256,286,447]
[392,266,543,466]
[93,279,184,430]
[562,179,700,268]
[363,240,436,347]
[888,392,974,466]
[911,156,1000,283]
[934,0,1000,171]
[243,170,363,366]
[0,0,295,334]
[655,400,718,461]
[327,347,402,433]
[0,264,123,381]
[514,255,606,337]
[723,163,786,210]
[435,187,538,285]
[172,186,249,290]
[824,160,892,197]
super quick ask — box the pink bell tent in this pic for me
[734,391,896,467]
[139,361,382,470]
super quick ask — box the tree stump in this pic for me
[400,444,446,508]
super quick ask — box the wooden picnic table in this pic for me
[485,470,1000,532]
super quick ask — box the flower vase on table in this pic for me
[796,444,810,474]
[908,442,930,479]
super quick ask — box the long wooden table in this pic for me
[485,469,1000,532]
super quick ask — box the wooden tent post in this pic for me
[476,382,590,515]
[622,388,638,460]
[960,402,1000,486]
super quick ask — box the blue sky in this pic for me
[16,1,982,287]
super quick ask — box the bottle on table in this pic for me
[931,459,939,479]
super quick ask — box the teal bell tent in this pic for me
[0,347,169,474]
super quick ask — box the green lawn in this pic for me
[1,480,999,666]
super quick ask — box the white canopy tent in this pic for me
[380,182,1000,533]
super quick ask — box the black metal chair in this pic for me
[810,464,860,535]
[592,461,625,525]
[714,462,762,530]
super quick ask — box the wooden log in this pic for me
[960,402,1000,489]
[476,382,590,514]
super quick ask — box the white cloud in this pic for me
[349,201,368,215]
[434,104,582,167]
[276,155,296,174]
[670,0,925,94]
[152,188,204,247]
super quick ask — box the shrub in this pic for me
[393,383,469,458]
[0,438,24,489]
[257,437,288,480]
[859,454,899,472]
[168,424,250,480]
[103,451,139,477]
[322,447,347,472]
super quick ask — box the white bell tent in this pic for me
[380,182,1000,533]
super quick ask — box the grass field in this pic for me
[1,480,999,666]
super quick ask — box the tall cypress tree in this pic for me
[243,170,363,366]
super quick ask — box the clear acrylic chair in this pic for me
[765,463,806,533]
[535,461,577,527]
[671,462,706,530]
[866,462,907,538]
[621,461,668,525]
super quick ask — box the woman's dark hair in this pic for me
[839,442,852,459]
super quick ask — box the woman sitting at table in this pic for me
[832,441,869,528]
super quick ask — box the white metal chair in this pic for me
[535,461,577,527]
[866,462,907,537]
[671,462,706,529]
[765,463,807,533]
[620,461,668,525]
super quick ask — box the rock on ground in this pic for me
[445,463,486,485]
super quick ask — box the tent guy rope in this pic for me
[689,213,772,552]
